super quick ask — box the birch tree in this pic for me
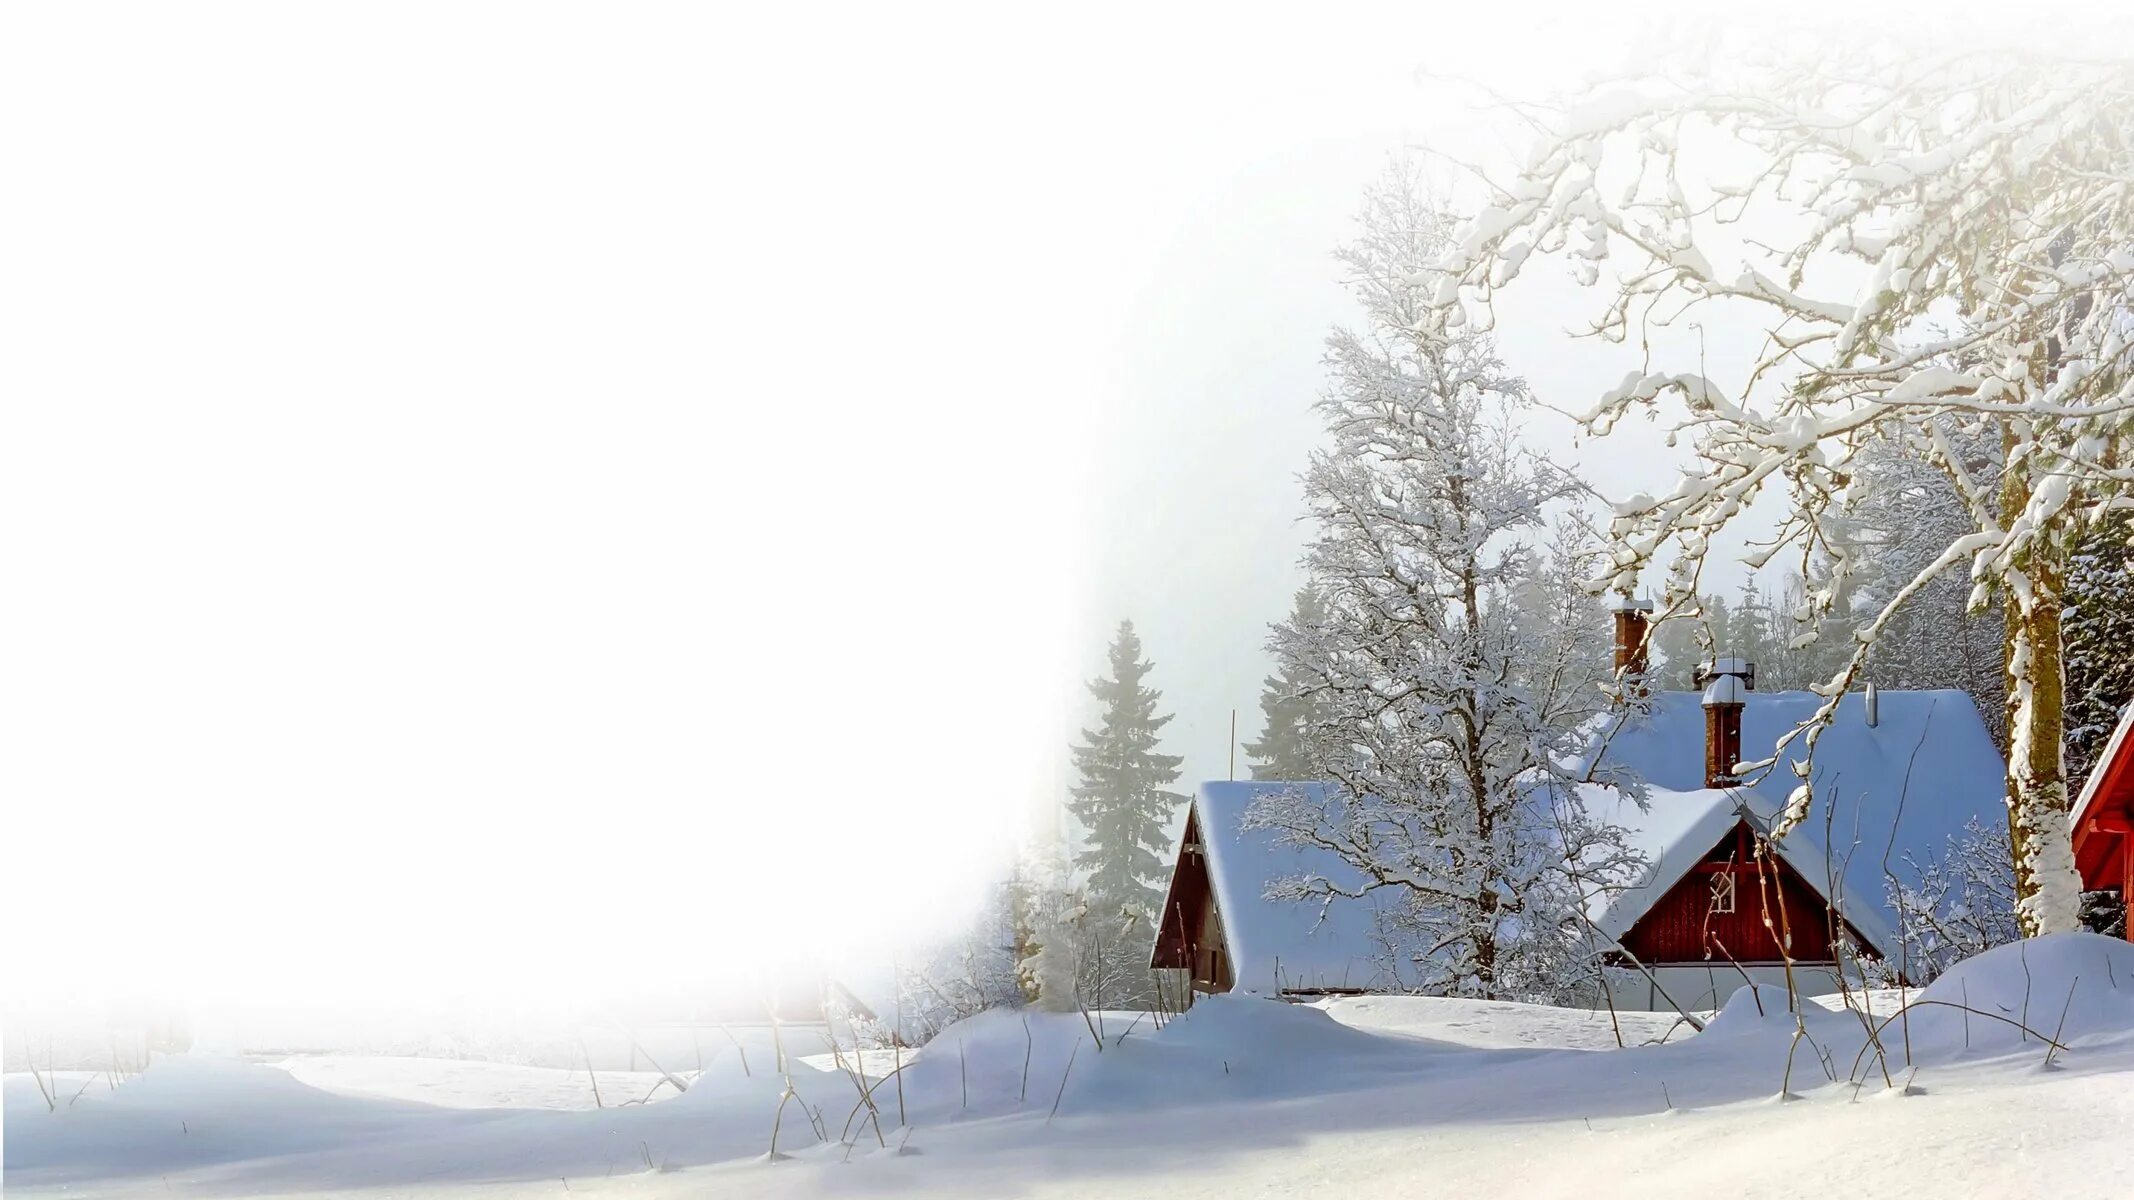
[1436,46,2134,934]
[1244,165,1643,1000]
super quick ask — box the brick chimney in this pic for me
[1610,595,1653,683]
[1701,659,1752,788]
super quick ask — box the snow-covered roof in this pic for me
[1701,675,1747,706]
[1584,688,2007,958]
[1191,782,1399,995]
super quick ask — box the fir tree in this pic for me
[1066,620,1186,921]
[1683,591,1735,682]
[1646,600,1706,690]
[2064,513,2134,794]
[1763,571,1854,694]
[1244,588,1331,781]
[1727,577,1774,670]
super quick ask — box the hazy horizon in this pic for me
[4,0,2035,1034]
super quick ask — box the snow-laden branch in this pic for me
[1438,45,2128,932]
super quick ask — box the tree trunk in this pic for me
[1450,469,1499,998]
[2002,452,2083,936]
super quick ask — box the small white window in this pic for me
[1710,872,1737,915]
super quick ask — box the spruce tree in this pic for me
[1726,578,1773,669]
[1646,601,1705,690]
[1067,620,1186,921]
[2064,513,2134,794]
[1244,588,1330,781]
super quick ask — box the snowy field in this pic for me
[10,936,2134,1199]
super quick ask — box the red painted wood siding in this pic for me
[2075,731,2134,940]
[1620,821,1871,965]
[1152,809,1234,990]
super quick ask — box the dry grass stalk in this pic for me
[579,1038,604,1109]
[718,1025,751,1077]
[2044,976,2080,1069]
[767,1081,798,1161]
[1046,1040,1081,1124]
[1021,1015,1034,1104]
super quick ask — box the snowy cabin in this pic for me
[1150,779,1401,996]
[2072,703,2134,937]
[1152,602,2011,1010]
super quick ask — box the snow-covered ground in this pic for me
[10,935,2134,1199]
[275,1056,681,1111]
[1321,991,1686,1049]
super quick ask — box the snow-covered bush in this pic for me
[1887,816,2021,985]
[891,884,1028,1047]
[1017,882,1180,1016]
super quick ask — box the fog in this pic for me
[4,0,2041,1040]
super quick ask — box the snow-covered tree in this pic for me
[1837,430,2008,745]
[1509,519,1617,710]
[895,879,1025,1044]
[1012,821,1079,1010]
[1053,620,1186,1010]
[1725,577,1776,673]
[1018,880,1095,1014]
[1015,864,1167,1014]
[1244,587,1334,781]
[1244,165,1644,1001]
[1645,596,1706,691]
[2064,513,2134,792]
[1756,574,1828,693]
[1438,45,2134,934]
[1067,620,1186,921]
[1642,578,1851,694]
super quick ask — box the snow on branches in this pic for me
[1437,46,2134,934]
[1887,815,2021,986]
[1243,164,1645,1001]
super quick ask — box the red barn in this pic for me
[2073,705,2134,938]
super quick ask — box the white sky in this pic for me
[3,0,2106,1030]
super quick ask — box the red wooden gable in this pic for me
[1150,808,1234,992]
[1619,821,1880,969]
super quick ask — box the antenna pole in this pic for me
[1228,709,1236,781]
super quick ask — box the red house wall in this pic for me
[2075,729,2134,940]
[1151,810,1234,991]
[1620,822,1871,966]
